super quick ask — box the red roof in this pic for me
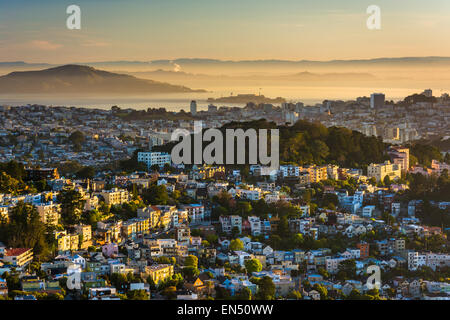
[5,248,32,257]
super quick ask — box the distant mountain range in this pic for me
[1,56,450,71]
[122,69,377,88]
[0,65,205,94]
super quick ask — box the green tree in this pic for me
[346,288,362,300]
[184,255,198,268]
[255,276,275,300]
[69,130,85,151]
[182,266,200,280]
[230,239,244,251]
[58,187,85,225]
[245,259,263,274]
[383,175,391,186]
[142,184,169,205]
[236,287,252,300]
[287,290,302,300]
[76,166,95,180]
[0,201,49,256]
[292,233,304,247]
[336,259,357,281]
[313,283,328,300]
[110,273,128,291]
[0,172,21,194]
[127,289,149,300]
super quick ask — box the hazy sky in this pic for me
[1,0,449,63]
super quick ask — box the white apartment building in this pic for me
[182,204,205,223]
[220,215,242,234]
[326,256,348,274]
[137,152,171,169]
[248,216,262,236]
[426,253,450,271]
[236,188,262,201]
[408,251,427,271]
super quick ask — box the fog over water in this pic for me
[0,86,430,111]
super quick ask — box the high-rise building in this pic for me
[190,100,197,115]
[370,93,385,109]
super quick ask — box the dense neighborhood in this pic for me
[0,91,449,301]
[0,132,449,300]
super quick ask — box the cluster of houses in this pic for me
[0,148,449,300]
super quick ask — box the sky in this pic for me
[0,0,450,63]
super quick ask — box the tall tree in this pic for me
[58,187,85,225]
[0,201,48,255]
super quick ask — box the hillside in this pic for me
[0,65,205,94]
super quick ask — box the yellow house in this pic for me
[146,264,174,284]
[55,231,79,251]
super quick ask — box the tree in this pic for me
[291,233,304,247]
[163,163,173,173]
[69,130,85,145]
[0,160,26,180]
[317,267,329,279]
[287,290,302,300]
[0,201,49,256]
[383,175,391,186]
[150,164,160,172]
[206,234,218,245]
[236,287,252,300]
[346,288,362,300]
[230,239,244,251]
[110,273,128,291]
[58,187,85,225]
[142,184,169,205]
[0,172,21,194]
[245,259,263,274]
[162,286,177,300]
[184,255,198,268]
[182,266,199,280]
[336,259,357,281]
[127,289,149,300]
[69,130,85,151]
[231,226,241,238]
[381,211,396,226]
[313,283,328,300]
[255,276,275,300]
[76,166,95,180]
